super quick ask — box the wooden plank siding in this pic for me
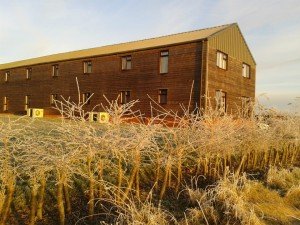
[206,24,256,114]
[206,47,256,113]
[0,42,203,116]
[209,24,256,67]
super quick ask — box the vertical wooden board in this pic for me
[207,47,256,114]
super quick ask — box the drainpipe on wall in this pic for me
[205,40,209,111]
[200,40,205,110]
[201,39,209,112]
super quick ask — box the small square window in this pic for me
[120,90,131,104]
[50,94,58,105]
[216,51,228,70]
[52,65,59,77]
[25,95,30,111]
[26,68,32,80]
[160,51,169,74]
[121,56,132,70]
[216,90,226,112]
[84,61,92,74]
[158,89,168,104]
[242,63,250,78]
[82,92,91,105]
[5,71,10,82]
[3,96,8,111]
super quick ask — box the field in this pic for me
[0,97,299,225]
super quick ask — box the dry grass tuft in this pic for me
[184,171,300,225]
[285,185,300,209]
[267,167,300,191]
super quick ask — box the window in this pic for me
[82,92,91,105]
[160,50,169,74]
[50,94,58,105]
[120,91,131,104]
[52,65,59,77]
[121,56,132,70]
[5,71,10,82]
[158,89,168,104]
[216,51,228,70]
[84,61,92,74]
[242,63,250,78]
[25,95,30,111]
[216,90,226,112]
[241,96,251,107]
[3,97,8,111]
[241,96,251,116]
[26,68,32,80]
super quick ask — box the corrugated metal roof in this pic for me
[0,23,233,70]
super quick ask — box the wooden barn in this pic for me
[0,23,255,116]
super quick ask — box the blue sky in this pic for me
[0,0,299,111]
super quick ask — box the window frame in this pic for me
[216,51,228,70]
[50,94,58,105]
[3,96,8,111]
[159,50,169,74]
[26,68,32,80]
[158,89,168,104]
[120,90,131,104]
[242,63,251,78]
[25,95,30,111]
[215,90,227,112]
[5,71,10,82]
[241,96,251,109]
[121,56,132,71]
[52,64,59,77]
[82,92,91,105]
[83,61,92,74]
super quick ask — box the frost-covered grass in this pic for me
[0,93,299,225]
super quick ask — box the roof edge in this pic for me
[0,23,234,70]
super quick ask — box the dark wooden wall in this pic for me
[207,47,256,113]
[0,42,203,116]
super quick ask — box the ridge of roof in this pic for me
[0,23,233,70]
[206,22,237,39]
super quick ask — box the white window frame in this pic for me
[5,71,10,82]
[121,56,132,70]
[160,50,169,74]
[216,90,226,112]
[52,65,59,77]
[84,61,92,74]
[242,63,250,78]
[25,95,30,111]
[3,97,8,111]
[26,68,32,80]
[216,51,228,70]
[50,94,58,105]
[241,96,251,117]
[158,89,168,104]
[82,92,91,105]
[120,90,131,104]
